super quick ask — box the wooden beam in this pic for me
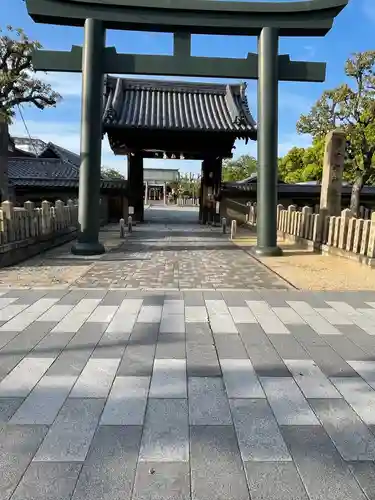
[32,47,326,82]
[26,0,348,37]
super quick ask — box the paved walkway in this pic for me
[1,206,375,500]
[0,206,288,290]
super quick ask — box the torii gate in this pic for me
[25,0,349,256]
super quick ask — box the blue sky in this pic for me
[4,0,372,176]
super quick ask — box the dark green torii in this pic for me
[25,0,349,256]
[32,40,327,82]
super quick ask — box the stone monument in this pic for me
[320,129,346,216]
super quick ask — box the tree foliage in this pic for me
[101,167,125,180]
[296,50,375,214]
[222,154,257,182]
[0,25,61,123]
[278,140,324,184]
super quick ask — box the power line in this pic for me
[16,104,39,156]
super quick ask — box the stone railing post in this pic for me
[366,212,375,258]
[338,209,352,250]
[276,204,284,230]
[287,205,296,234]
[353,219,364,254]
[301,206,313,239]
[360,220,371,256]
[41,200,51,235]
[55,200,65,230]
[1,201,14,242]
[24,201,35,238]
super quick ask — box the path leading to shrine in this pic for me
[1,206,375,500]
[0,205,289,290]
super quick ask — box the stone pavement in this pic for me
[1,206,375,500]
[0,206,289,290]
[1,288,375,499]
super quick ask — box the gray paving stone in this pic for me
[186,340,221,377]
[338,324,375,350]
[188,377,232,425]
[0,424,48,500]
[244,462,308,500]
[141,294,166,306]
[99,290,127,305]
[29,329,76,358]
[149,359,187,398]
[46,323,107,376]
[182,291,204,306]
[190,425,250,500]
[72,425,142,500]
[11,462,82,500]
[221,291,253,306]
[281,425,367,500]
[37,304,74,323]
[347,360,375,389]
[155,334,185,359]
[0,357,55,397]
[268,334,310,359]
[57,290,88,305]
[272,306,306,325]
[322,335,371,360]
[305,345,358,377]
[310,398,375,460]
[261,377,319,425]
[0,398,23,422]
[185,323,213,343]
[221,359,264,398]
[246,300,290,334]
[80,289,107,299]
[10,375,77,425]
[287,324,328,347]
[117,344,156,376]
[184,306,208,323]
[230,399,290,461]
[139,399,189,462]
[239,327,291,376]
[70,358,120,398]
[128,323,159,346]
[100,376,150,425]
[132,462,190,500]
[11,290,47,305]
[330,377,375,426]
[284,360,341,399]
[33,398,105,462]
[137,305,162,323]
[214,334,248,359]
[348,462,375,500]
[0,321,57,357]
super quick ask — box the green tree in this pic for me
[101,167,125,180]
[296,51,375,215]
[222,154,257,182]
[0,26,61,122]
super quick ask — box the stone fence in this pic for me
[0,200,79,267]
[247,203,375,267]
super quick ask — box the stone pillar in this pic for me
[128,153,144,223]
[0,117,9,202]
[72,18,105,255]
[320,130,346,216]
[199,165,204,223]
[163,182,167,205]
[144,181,148,205]
[254,27,282,256]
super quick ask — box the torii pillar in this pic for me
[253,27,282,257]
[72,19,105,255]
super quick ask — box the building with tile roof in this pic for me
[103,76,257,159]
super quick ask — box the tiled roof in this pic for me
[39,142,81,167]
[8,158,126,190]
[103,77,257,139]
